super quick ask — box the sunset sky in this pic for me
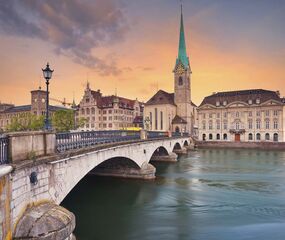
[0,0,284,106]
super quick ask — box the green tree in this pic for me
[7,113,44,132]
[52,109,76,132]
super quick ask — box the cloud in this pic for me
[0,0,128,76]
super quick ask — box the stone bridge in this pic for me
[0,130,194,240]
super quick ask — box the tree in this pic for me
[7,113,44,132]
[52,110,75,132]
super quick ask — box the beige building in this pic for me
[0,88,66,132]
[197,89,285,142]
[76,83,143,131]
[144,6,197,135]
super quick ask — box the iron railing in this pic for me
[56,130,141,152]
[148,131,168,139]
[0,136,9,164]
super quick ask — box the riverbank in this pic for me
[196,141,285,150]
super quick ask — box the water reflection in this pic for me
[62,149,285,240]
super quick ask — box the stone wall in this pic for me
[196,141,285,150]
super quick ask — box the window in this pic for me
[256,133,261,141]
[265,133,270,141]
[223,101,227,106]
[274,120,278,129]
[202,121,206,130]
[223,121,228,130]
[248,99,252,105]
[265,110,270,117]
[273,110,278,116]
[155,108,158,130]
[256,111,260,117]
[109,110,112,114]
[209,113,213,118]
[216,134,220,140]
[203,113,206,119]
[216,120,220,130]
[202,134,206,141]
[248,133,253,141]
[223,134,227,140]
[91,108,95,114]
[256,98,260,104]
[86,108,90,114]
[103,110,107,114]
[256,120,261,129]
[236,122,240,130]
[209,120,213,130]
[248,120,253,129]
[274,133,278,142]
[224,112,227,118]
[216,101,220,107]
[265,120,270,129]
[248,111,252,117]
[160,111,163,130]
[109,116,112,121]
[178,77,183,85]
[86,98,90,103]
[108,123,112,128]
[236,112,239,117]
[209,134,213,140]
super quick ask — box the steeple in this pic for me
[175,3,190,69]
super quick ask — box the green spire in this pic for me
[176,4,190,69]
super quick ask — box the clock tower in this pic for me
[173,4,193,133]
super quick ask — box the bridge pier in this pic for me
[14,202,76,240]
[151,152,178,162]
[173,147,188,155]
[91,161,156,180]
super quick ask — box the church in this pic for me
[144,6,197,135]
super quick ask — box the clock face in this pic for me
[175,63,185,75]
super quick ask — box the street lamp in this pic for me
[42,63,54,130]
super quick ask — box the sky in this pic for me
[0,0,285,106]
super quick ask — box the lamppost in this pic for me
[42,63,54,130]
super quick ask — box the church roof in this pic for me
[172,115,187,124]
[199,89,283,107]
[175,4,190,69]
[145,90,176,106]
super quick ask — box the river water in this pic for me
[62,149,285,240]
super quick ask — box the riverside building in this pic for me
[76,83,143,131]
[197,89,285,142]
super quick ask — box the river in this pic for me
[62,149,285,240]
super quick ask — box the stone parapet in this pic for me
[7,131,56,162]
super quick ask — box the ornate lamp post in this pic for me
[42,63,54,130]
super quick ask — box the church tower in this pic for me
[173,4,193,133]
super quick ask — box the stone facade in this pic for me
[197,89,285,142]
[0,88,66,132]
[144,7,197,135]
[76,83,143,131]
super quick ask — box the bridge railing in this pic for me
[147,131,169,139]
[56,130,141,152]
[0,136,9,164]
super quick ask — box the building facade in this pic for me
[197,89,285,142]
[0,88,66,132]
[76,83,143,131]
[144,6,197,135]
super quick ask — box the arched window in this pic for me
[256,133,261,141]
[217,134,220,140]
[248,133,253,141]
[202,134,206,141]
[223,133,227,140]
[175,126,180,133]
[209,134,213,140]
[81,108,85,115]
[86,108,90,114]
[265,133,270,141]
[273,133,278,142]
[91,108,95,114]
[178,77,183,86]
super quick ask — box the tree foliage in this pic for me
[52,110,75,132]
[7,113,44,132]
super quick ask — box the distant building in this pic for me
[197,89,285,142]
[0,88,67,131]
[144,6,197,134]
[76,83,144,130]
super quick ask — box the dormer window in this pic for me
[223,100,227,106]
[216,101,220,107]
[248,99,252,105]
[256,98,260,104]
